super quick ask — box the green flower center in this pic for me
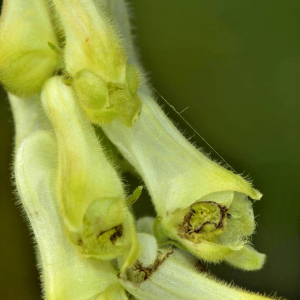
[180,201,228,242]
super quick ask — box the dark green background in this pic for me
[0,0,299,299]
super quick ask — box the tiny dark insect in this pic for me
[227,213,232,219]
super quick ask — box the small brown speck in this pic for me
[127,249,174,282]
[110,225,123,244]
[195,261,209,274]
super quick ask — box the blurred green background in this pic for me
[0,0,300,299]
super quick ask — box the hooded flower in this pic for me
[41,76,139,270]
[15,129,128,299]
[102,92,265,269]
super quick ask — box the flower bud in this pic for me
[0,0,60,96]
[73,69,109,112]
[41,76,139,269]
[51,0,142,126]
[102,92,265,267]
[73,67,141,125]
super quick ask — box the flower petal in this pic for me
[41,76,139,265]
[15,130,124,299]
[225,245,266,271]
[102,92,262,263]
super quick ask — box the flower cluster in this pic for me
[0,0,273,299]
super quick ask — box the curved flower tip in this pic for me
[225,244,266,271]
[41,76,139,266]
[118,211,141,272]
[0,0,60,96]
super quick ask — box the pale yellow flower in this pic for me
[102,92,265,269]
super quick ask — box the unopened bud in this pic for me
[0,0,60,96]
[52,0,142,126]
